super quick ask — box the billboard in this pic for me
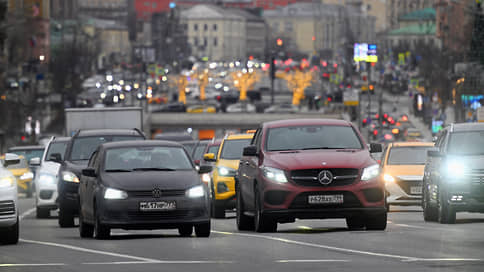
[354,43,378,63]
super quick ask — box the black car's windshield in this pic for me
[220,139,251,160]
[387,146,433,165]
[447,131,484,155]
[69,136,143,161]
[8,149,44,161]
[266,125,363,151]
[45,142,68,161]
[104,146,193,171]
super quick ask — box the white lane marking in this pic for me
[297,226,313,230]
[276,259,350,263]
[403,258,484,263]
[20,239,161,263]
[83,261,234,265]
[392,223,429,230]
[19,207,36,220]
[0,263,65,267]
[213,230,415,261]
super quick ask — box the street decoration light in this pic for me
[230,69,260,101]
[277,67,314,105]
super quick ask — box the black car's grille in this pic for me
[289,191,361,209]
[290,168,359,187]
[122,209,205,221]
[0,200,15,216]
[128,190,186,198]
[467,169,484,185]
[395,179,422,196]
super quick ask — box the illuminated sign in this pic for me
[354,43,378,63]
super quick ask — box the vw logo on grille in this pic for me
[152,188,162,198]
[318,170,333,185]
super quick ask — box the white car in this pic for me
[0,154,19,245]
[33,137,70,218]
[226,103,256,113]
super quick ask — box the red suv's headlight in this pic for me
[262,167,288,183]
[361,164,380,181]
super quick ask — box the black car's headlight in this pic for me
[186,185,205,198]
[444,160,466,177]
[104,188,128,200]
[62,171,79,183]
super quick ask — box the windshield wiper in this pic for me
[105,169,132,172]
[301,147,346,150]
[132,167,176,171]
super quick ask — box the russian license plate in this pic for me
[410,186,422,195]
[139,201,176,211]
[308,195,344,204]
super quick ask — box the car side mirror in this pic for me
[29,157,41,167]
[203,153,216,162]
[369,143,382,153]
[3,153,20,167]
[427,150,442,157]
[243,145,258,156]
[48,153,62,163]
[198,165,212,174]
[82,168,97,177]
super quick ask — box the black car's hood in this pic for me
[100,170,201,191]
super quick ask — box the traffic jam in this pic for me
[2,110,484,244]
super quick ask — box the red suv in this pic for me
[236,119,386,232]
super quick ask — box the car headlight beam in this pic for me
[62,171,79,183]
[20,171,34,180]
[262,166,288,183]
[383,173,395,183]
[0,176,15,188]
[361,164,380,181]
[186,185,205,198]
[445,160,465,176]
[39,174,57,185]
[104,188,128,200]
[217,166,236,177]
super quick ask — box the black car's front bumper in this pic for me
[57,182,80,214]
[97,196,210,229]
[442,181,484,212]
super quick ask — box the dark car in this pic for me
[153,102,186,112]
[56,129,145,228]
[236,119,385,232]
[153,132,193,142]
[191,140,211,166]
[78,140,212,239]
[180,140,199,157]
[422,123,484,224]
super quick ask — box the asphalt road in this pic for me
[1,196,484,272]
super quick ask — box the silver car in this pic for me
[0,154,19,245]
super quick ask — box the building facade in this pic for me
[386,0,436,30]
[435,0,474,55]
[322,0,387,33]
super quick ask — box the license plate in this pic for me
[308,195,344,204]
[410,186,422,195]
[139,201,176,211]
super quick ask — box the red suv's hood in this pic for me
[265,149,375,170]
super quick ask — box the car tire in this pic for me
[423,186,438,222]
[365,212,387,230]
[195,222,211,237]
[346,217,365,230]
[58,203,75,228]
[0,217,19,245]
[438,190,456,224]
[254,190,277,233]
[79,211,94,238]
[36,207,50,219]
[178,225,193,237]
[236,184,254,231]
[94,214,110,240]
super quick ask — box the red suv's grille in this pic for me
[290,168,359,187]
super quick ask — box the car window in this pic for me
[9,149,44,161]
[266,125,363,151]
[447,131,484,155]
[1,157,28,169]
[192,143,208,161]
[69,136,143,161]
[104,146,193,171]
[387,146,433,165]
[207,145,219,155]
[182,142,197,155]
[219,139,252,160]
[45,142,68,161]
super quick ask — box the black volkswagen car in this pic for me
[78,140,212,239]
[57,129,145,228]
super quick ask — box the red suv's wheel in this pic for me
[236,184,254,231]
[254,189,277,233]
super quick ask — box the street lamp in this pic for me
[39,55,45,62]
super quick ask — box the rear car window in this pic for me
[387,146,433,165]
[220,139,251,160]
[69,136,143,161]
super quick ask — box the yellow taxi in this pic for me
[187,105,217,113]
[1,155,34,197]
[203,133,253,218]
[380,142,434,210]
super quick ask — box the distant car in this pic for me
[180,140,199,156]
[236,119,385,232]
[405,128,424,141]
[226,103,256,113]
[0,154,19,245]
[264,103,299,114]
[154,103,186,112]
[57,129,146,228]
[203,133,254,218]
[423,123,484,224]
[33,137,70,218]
[78,140,212,239]
[380,142,434,211]
[186,105,217,113]
[7,145,45,175]
[191,140,211,166]
[0,155,34,198]
[153,132,193,142]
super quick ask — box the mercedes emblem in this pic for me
[318,170,333,185]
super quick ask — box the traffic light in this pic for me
[276,38,283,46]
